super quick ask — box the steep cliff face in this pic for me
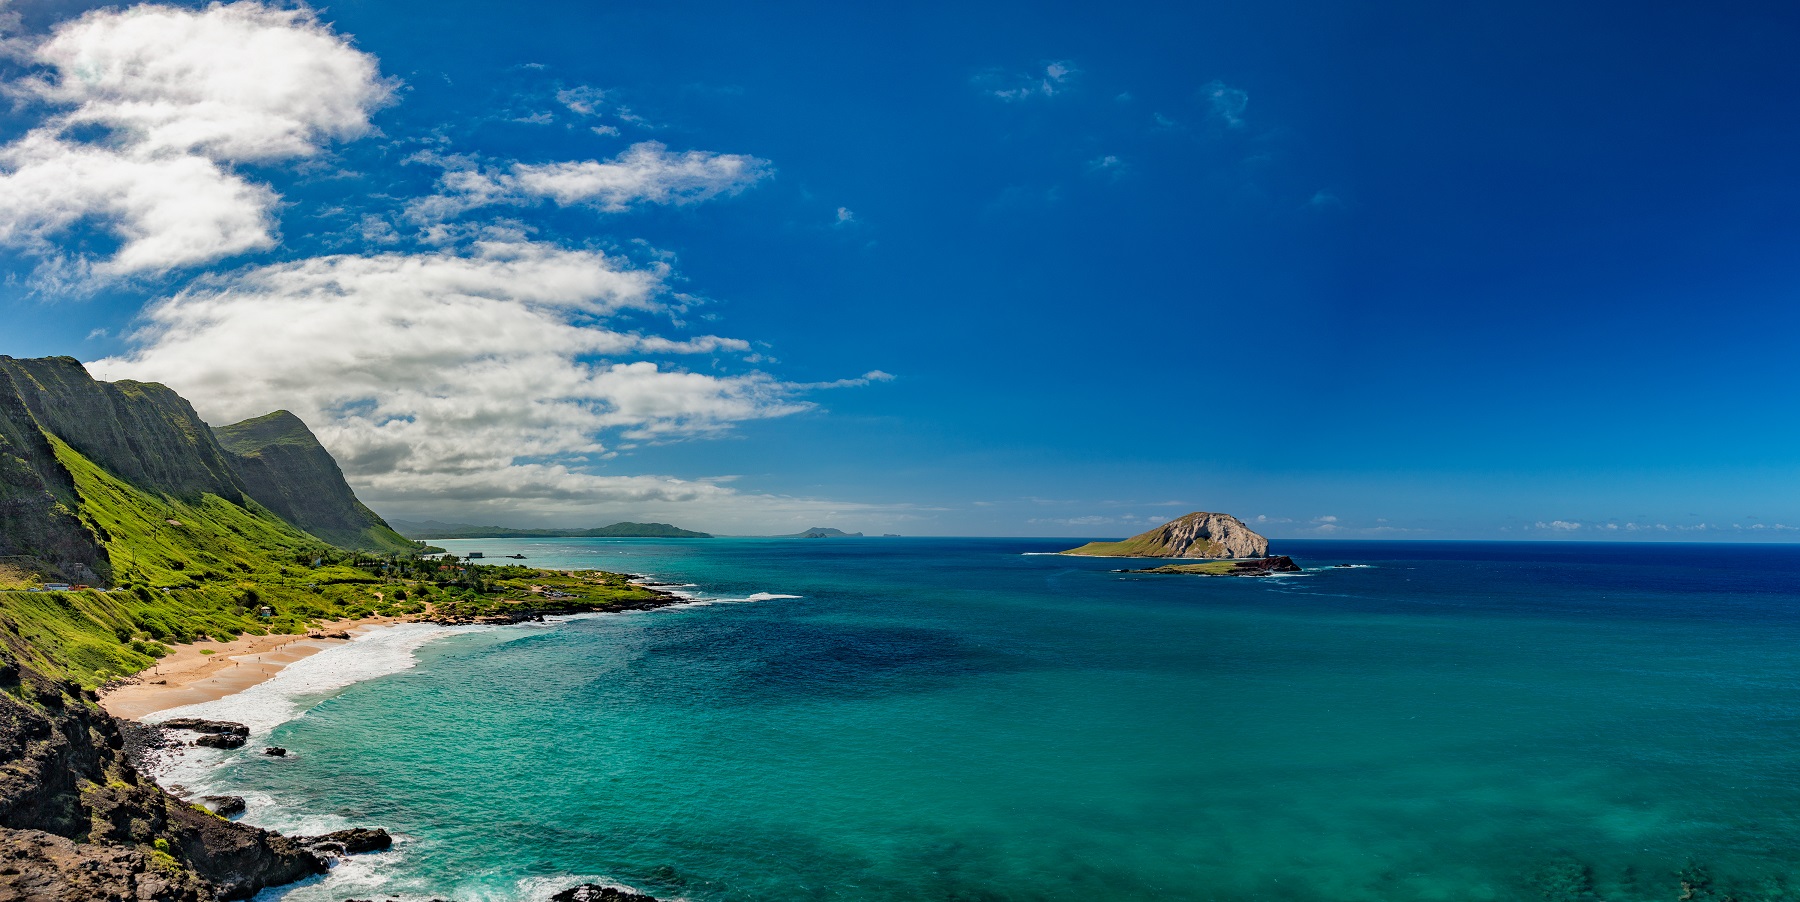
[213,411,415,554]
[0,368,107,584]
[1060,511,1270,559]
[0,357,247,504]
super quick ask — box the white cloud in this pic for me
[1534,520,1583,531]
[556,86,608,116]
[0,1,391,278]
[26,2,392,161]
[0,132,277,277]
[1203,80,1248,127]
[1313,515,1338,523]
[412,142,770,219]
[978,61,1078,101]
[835,206,856,225]
[92,240,831,506]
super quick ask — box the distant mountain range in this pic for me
[783,527,863,538]
[390,520,712,540]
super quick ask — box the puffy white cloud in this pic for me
[25,2,392,160]
[412,142,771,219]
[92,240,822,507]
[0,2,391,277]
[1534,520,1583,531]
[0,132,276,277]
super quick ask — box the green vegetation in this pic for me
[0,436,662,687]
[0,357,665,690]
[1061,533,1211,557]
[213,410,419,554]
[391,519,712,540]
[1139,561,1241,575]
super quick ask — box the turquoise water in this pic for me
[204,539,1800,901]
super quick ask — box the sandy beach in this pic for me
[100,616,405,721]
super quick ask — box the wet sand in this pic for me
[100,617,403,721]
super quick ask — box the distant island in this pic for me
[1061,511,1269,559]
[784,527,863,538]
[392,519,712,540]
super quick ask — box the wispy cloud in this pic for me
[1202,80,1249,127]
[976,60,1078,101]
[410,142,771,220]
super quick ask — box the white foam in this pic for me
[147,623,471,735]
[144,623,478,798]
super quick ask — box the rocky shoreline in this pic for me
[418,579,690,626]
[2,593,693,901]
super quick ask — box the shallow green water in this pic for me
[155,538,1800,901]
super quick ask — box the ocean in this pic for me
[148,538,1800,902]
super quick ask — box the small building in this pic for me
[258,605,274,618]
[467,552,485,559]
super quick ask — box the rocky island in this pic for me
[1061,511,1271,559]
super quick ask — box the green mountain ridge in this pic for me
[391,519,712,539]
[214,411,416,554]
[0,356,419,590]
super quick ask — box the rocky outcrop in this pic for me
[1060,511,1270,559]
[199,796,245,818]
[0,828,214,901]
[0,666,329,900]
[160,719,249,750]
[551,885,664,902]
[296,827,391,857]
[1137,555,1302,576]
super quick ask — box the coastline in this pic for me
[99,615,406,721]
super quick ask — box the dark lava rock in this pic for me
[0,827,215,901]
[201,794,247,817]
[263,746,288,757]
[161,717,250,736]
[298,827,392,856]
[551,885,664,902]
[196,732,248,749]
[0,665,326,900]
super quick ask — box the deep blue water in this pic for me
[207,539,1800,901]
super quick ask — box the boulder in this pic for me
[297,827,392,856]
[552,885,664,902]
[263,746,288,757]
[200,795,247,817]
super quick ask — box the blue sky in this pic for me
[2,0,1798,539]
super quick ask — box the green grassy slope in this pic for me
[1060,533,1228,557]
[0,437,408,687]
[213,411,418,554]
